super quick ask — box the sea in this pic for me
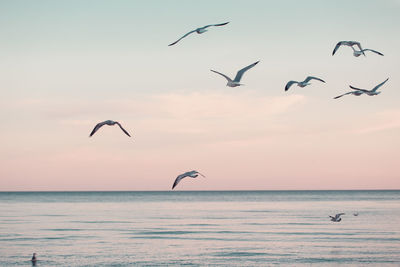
[0,190,399,266]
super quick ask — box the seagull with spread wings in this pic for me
[211,61,259,87]
[332,41,365,56]
[172,170,205,190]
[168,22,229,46]
[349,78,389,96]
[89,120,131,137]
[285,76,325,91]
[334,78,389,99]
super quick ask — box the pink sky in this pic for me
[0,1,399,190]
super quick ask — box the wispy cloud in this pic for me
[352,109,400,135]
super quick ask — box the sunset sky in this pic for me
[1,0,399,191]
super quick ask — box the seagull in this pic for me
[332,41,365,56]
[353,212,359,216]
[211,61,259,87]
[349,78,389,96]
[334,78,389,99]
[285,76,325,91]
[172,170,205,190]
[89,120,131,137]
[351,46,384,57]
[329,213,345,222]
[31,253,37,264]
[168,22,229,46]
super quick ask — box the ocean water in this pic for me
[0,191,399,266]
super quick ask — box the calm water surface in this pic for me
[0,190,399,266]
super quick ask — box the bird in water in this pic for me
[332,41,365,56]
[334,78,389,99]
[353,212,359,216]
[31,253,37,265]
[211,61,260,87]
[89,120,131,137]
[351,46,384,57]
[168,22,229,46]
[172,170,205,190]
[285,76,325,91]
[329,213,345,222]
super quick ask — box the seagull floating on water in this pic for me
[168,22,229,46]
[285,76,325,91]
[172,170,205,190]
[31,253,37,265]
[329,213,345,222]
[334,78,389,99]
[332,41,365,56]
[353,212,359,216]
[211,61,259,87]
[89,120,131,137]
[351,46,384,57]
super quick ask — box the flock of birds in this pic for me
[88,21,388,192]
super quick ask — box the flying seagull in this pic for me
[351,46,384,57]
[334,78,389,99]
[89,120,131,137]
[285,76,325,91]
[211,61,259,87]
[329,213,345,222]
[349,78,389,95]
[168,22,229,46]
[172,170,205,190]
[332,41,365,56]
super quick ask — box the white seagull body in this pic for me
[332,41,365,56]
[351,46,384,57]
[168,22,229,46]
[334,78,389,99]
[211,61,260,87]
[329,213,345,222]
[285,76,325,91]
[89,120,131,137]
[172,170,205,190]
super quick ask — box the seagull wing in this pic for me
[372,78,389,92]
[285,81,298,91]
[89,121,107,137]
[233,61,259,82]
[168,30,197,46]
[203,22,230,29]
[172,173,188,189]
[362,49,384,56]
[210,69,233,82]
[197,172,206,177]
[332,41,344,55]
[333,92,352,99]
[304,76,325,83]
[116,122,131,137]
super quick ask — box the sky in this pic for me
[0,0,399,191]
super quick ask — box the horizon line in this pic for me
[0,189,399,193]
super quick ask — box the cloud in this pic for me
[353,109,400,135]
